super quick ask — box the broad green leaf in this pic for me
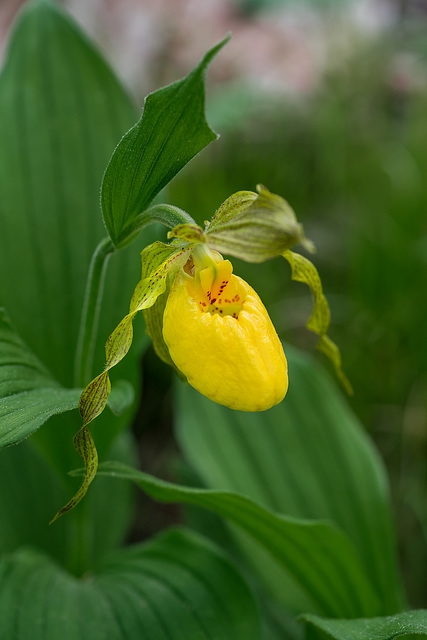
[303,610,427,639]
[0,0,144,390]
[175,346,404,616]
[0,0,162,515]
[101,36,229,247]
[283,250,352,393]
[205,185,313,262]
[97,460,381,619]
[0,308,80,448]
[0,431,136,575]
[0,528,261,640]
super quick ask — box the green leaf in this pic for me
[0,308,80,448]
[96,459,381,619]
[303,611,427,639]
[175,346,404,616]
[106,379,135,416]
[283,249,352,393]
[0,0,158,533]
[101,36,230,247]
[0,431,136,575]
[0,528,261,640]
[205,184,313,262]
[0,0,142,389]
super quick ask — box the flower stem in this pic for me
[74,236,115,388]
[117,204,196,248]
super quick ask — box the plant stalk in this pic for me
[117,204,196,247]
[74,236,115,388]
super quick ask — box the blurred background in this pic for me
[1,0,427,606]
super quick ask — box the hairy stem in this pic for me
[117,204,196,247]
[74,205,195,387]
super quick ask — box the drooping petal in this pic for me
[163,262,288,412]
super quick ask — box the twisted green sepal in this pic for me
[282,249,353,395]
[50,242,191,522]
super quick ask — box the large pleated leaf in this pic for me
[175,345,404,616]
[0,0,156,483]
[0,528,261,640]
[0,0,145,391]
[0,0,153,570]
[0,307,80,448]
[96,460,381,619]
[0,432,136,575]
[303,610,427,639]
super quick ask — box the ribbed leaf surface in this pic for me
[0,528,261,640]
[175,346,404,616]
[97,460,381,619]
[0,308,80,448]
[0,433,136,574]
[0,0,144,389]
[304,610,427,639]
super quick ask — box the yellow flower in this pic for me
[162,249,288,412]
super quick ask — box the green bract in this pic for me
[101,37,230,248]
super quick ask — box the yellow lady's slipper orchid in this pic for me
[162,248,288,412]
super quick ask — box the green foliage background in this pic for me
[0,0,426,638]
[168,30,427,608]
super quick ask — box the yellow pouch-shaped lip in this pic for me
[163,261,288,412]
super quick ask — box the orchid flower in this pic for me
[52,184,351,521]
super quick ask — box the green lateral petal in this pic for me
[206,185,313,262]
[51,243,191,521]
[143,285,177,370]
[283,249,353,394]
[101,36,230,247]
[50,425,98,524]
[141,242,191,374]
